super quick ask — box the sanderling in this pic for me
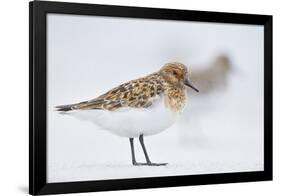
[56,62,199,166]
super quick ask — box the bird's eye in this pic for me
[173,70,178,76]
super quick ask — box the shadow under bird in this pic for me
[55,62,199,166]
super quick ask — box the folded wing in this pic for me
[55,73,164,112]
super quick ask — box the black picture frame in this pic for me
[29,1,273,195]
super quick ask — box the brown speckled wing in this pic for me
[71,73,164,111]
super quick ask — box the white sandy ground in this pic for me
[46,14,264,183]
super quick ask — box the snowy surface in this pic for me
[47,14,264,183]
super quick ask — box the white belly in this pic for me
[68,96,179,138]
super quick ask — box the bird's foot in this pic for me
[132,162,168,166]
[146,162,168,166]
[132,162,148,166]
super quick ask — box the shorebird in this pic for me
[190,55,231,94]
[56,62,199,166]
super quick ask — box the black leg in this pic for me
[138,135,151,163]
[139,134,167,166]
[129,138,146,166]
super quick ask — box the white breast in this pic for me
[68,96,180,138]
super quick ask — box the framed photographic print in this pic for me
[29,1,272,195]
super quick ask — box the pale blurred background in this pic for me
[47,14,264,183]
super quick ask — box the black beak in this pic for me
[184,78,199,92]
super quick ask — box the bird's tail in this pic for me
[55,101,89,112]
[55,104,76,112]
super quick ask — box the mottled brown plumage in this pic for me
[56,62,198,113]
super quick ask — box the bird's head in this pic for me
[160,62,199,92]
